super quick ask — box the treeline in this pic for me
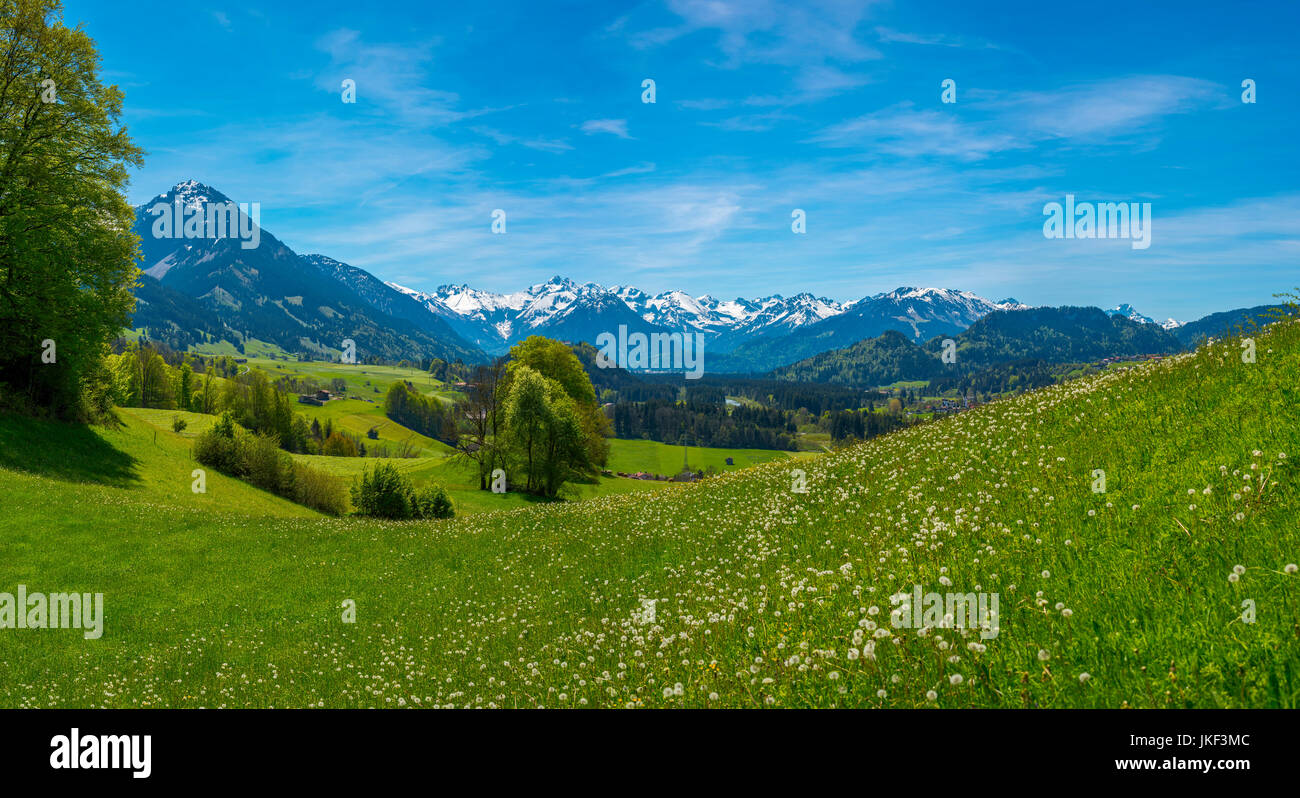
[611,399,798,451]
[384,381,453,441]
[820,407,908,443]
[929,358,1060,395]
[574,342,876,413]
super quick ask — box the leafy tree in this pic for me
[0,0,144,418]
[502,365,595,497]
[507,336,609,468]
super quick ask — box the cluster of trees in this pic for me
[384,381,453,441]
[350,462,453,520]
[193,412,347,515]
[819,407,909,443]
[610,399,798,451]
[451,337,608,498]
[106,341,378,457]
[427,357,470,384]
[929,359,1059,396]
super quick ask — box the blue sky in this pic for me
[67,0,1299,321]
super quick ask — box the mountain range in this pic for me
[127,180,1263,376]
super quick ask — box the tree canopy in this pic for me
[0,0,145,418]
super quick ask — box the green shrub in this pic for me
[413,485,455,519]
[171,415,187,433]
[351,462,454,520]
[322,431,359,457]
[291,462,348,516]
[244,432,292,495]
[351,461,412,519]
[194,412,345,514]
[193,413,241,474]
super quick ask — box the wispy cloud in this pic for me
[580,119,632,139]
[812,76,1225,160]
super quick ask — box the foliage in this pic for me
[0,0,144,419]
[384,380,451,442]
[192,411,344,515]
[350,460,453,520]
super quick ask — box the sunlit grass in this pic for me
[1,319,1296,708]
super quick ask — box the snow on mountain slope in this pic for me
[384,278,1028,357]
[1106,303,1183,329]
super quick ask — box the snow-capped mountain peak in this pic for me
[383,277,1025,355]
[1105,303,1182,329]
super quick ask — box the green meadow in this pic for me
[0,319,1297,708]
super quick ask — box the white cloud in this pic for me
[580,119,631,139]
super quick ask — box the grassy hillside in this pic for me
[0,318,1296,708]
[606,438,800,474]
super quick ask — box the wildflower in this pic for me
[925,690,938,702]
[1233,565,1246,575]
[1078,673,1091,684]
[949,674,963,685]
[1285,564,1298,574]
[1038,649,1050,661]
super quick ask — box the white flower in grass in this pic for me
[1285,564,1298,574]
[1233,565,1246,575]
[925,690,938,702]
[1078,672,1091,684]
[949,674,963,685]
[1037,649,1050,661]
[1228,573,1239,583]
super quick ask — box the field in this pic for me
[605,438,801,473]
[0,319,1297,708]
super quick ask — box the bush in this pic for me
[413,485,455,519]
[244,432,292,495]
[351,462,454,520]
[292,462,348,516]
[193,411,346,514]
[321,431,359,457]
[193,412,241,474]
[172,415,187,433]
[350,462,412,519]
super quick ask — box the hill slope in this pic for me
[131,181,484,363]
[0,316,1297,708]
